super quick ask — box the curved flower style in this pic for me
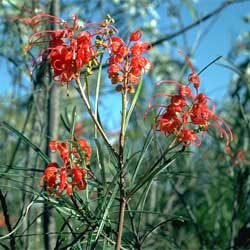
[40,138,91,196]
[107,30,151,93]
[23,13,116,84]
[146,50,233,147]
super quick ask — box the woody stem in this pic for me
[115,86,128,250]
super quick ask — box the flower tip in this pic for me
[178,49,185,56]
[129,30,142,42]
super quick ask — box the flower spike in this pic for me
[107,30,151,93]
[147,50,233,148]
[23,13,117,86]
[40,138,91,196]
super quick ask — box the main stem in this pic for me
[115,88,127,250]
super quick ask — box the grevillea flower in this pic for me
[75,138,92,162]
[40,162,59,191]
[146,50,233,147]
[129,30,142,42]
[49,138,91,165]
[40,138,91,196]
[107,30,151,93]
[23,13,116,85]
[72,167,87,190]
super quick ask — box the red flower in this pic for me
[130,41,150,56]
[66,183,73,196]
[49,140,57,151]
[40,164,88,196]
[177,129,201,146]
[39,162,59,194]
[179,85,193,97]
[109,36,125,53]
[108,64,122,75]
[49,46,76,83]
[107,30,151,93]
[77,31,92,45]
[129,30,142,42]
[50,140,69,164]
[76,45,95,69]
[74,122,83,137]
[40,137,91,196]
[171,95,187,108]
[77,138,92,162]
[146,51,233,148]
[72,167,87,190]
[58,168,67,192]
[24,13,116,85]
[157,111,181,135]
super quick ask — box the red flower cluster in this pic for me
[24,13,116,84]
[40,138,91,196]
[147,50,233,147]
[108,30,151,93]
[49,138,91,163]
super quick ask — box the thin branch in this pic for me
[152,0,247,47]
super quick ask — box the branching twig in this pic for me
[152,0,246,47]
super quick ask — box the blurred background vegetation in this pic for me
[0,0,250,249]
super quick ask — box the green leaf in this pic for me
[95,139,107,190]
[64,107,71,129]
[124,78,143,131]
[60,113,70,132]
[136,179,154,232]
[94,183,119,243]
[141,218,185,244]
[127,152,180,200]
[70,106,77,140]
[1,121,50,164]
[94,54,103,137]
[182,0,198,20]
[131,129,153,185]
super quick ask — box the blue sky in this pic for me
[1,0,249,130]
[180,0,250,99]
[2,1,249,96]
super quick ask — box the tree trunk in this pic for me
[43,1,61,249]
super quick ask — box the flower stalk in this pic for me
[76,77,119,158]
